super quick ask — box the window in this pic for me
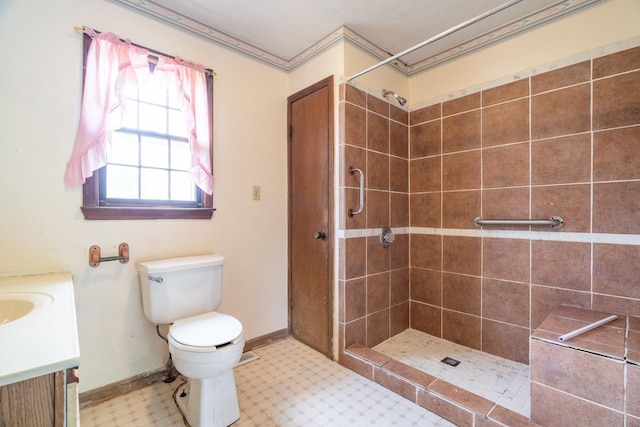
[68,29,215,220]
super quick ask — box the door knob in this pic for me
[314,231,326,240]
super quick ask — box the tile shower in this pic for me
[337,43,640,422]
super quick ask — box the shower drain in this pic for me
[441,356,461,367]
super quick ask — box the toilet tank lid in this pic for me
[138,255,224,274]
[170,311,243,347]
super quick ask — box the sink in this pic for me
[0,292,53,325]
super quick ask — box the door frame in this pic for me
[287,75,334,358]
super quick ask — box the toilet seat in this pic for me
[170,311,243,349]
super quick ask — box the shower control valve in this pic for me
[380,227,394,248]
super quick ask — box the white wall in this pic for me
[0,0,289,392]
[409,0,640,103]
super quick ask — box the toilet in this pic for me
[138,255,245,427]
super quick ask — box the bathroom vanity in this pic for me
[0,273,80,426]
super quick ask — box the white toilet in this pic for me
[138,255,245,427]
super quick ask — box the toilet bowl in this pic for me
[168,312,245,427]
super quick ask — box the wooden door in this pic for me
[288,76,334,358]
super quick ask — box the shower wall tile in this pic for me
[410,120,441,158]
[483,238,530,283]
[390,268,410,306]
[443,92,480,116]
[410,192,441,228]
[442,190,480,229]
[411,234,442,270]
[442,150,481,190]
[390,120,409,158]
[390,301,409,336]
[531,61,590,94]
[344,278,366,322]
[481,187,529,221]
[593,181,640,234]
[390,234,409,270]
[443,110,481,153]
[443,236,481,276]
[531,184,591,233]
[442,273,481,316]
[531,83,590,140]
[530,285,590,329]
[367,150,389,190]
[593,45,640,78]
[593,126,640,181]
[482,79,529,106]
[594,244,640,300]
[482,279,529,327]
[390,193,409,228]
[442,310,481,350]
[482,99,529,147]
[343,188,366,229]
[389,157,408,192]
[367,94,389,117]
[411,301,441,337]
[344,317,366,349]
[367,309,390,347]
[367,235,390,274]
[390,104,409,126]
[367,272,390,314]
[410,267,442,307]
[343,83,366,107]
[593,71,640,130]
[368,111,389,153]
[345,237,366,279]
[531,134,591,185]
[342,103,366,147]
[366,189,389,228]
[482,320,529,364]
[410,103,441,125]
[531,241,591,291]
[482,143,529,188]
[410,156,441,192]
[342,144,366,187]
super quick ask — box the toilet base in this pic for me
[175,372,240,427]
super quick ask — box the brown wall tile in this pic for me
[443,236,481,276]
[482,320,530,363]
[345,277,366,322]
[410,156,441,192]
[367,272,390,314]
[367,150,389,190]
[532,133,591,185]
[411,301,441,337]
[345,237,366,279]
[593,182,640,234]
[594,244,640,300]
[367,235,390,274]
[344,187,366,229]
[531,285,590,329]
[411,234,442,270]
[345,84,366,107]
[483,238,530,283]
[390,104,409,125]
[594,126,640,181]
[481,188,529,221]
[442,190,480,229]
[531,83,590,140]
[531,184,591,232]
[390,301,409,336]
[342,144,366,187]
[367,94,389,117]
[367,309,390,347]
[367,111,389,153]
[443,150,481,191]
[390,268,410,305]
[443,273,481,315]
[593,71,640,130]
[410,120,441,158]
[532,241,591,291]
[482,79,529,106]
[482,279,530,327]
[390,233,409,271]
[410,192,441,228]
[628,363,640,417]
[411,267,442,305]
[410,103,441,125]
[482,143,529,188]
[593,45,640,78]
[390,121,409,158]
[443,92,481,116]
[531,61,590,94]
[482,99,529,147]
[443,310,481,349]
[443,110,481,153]
[344,317,366,348]
[390,156,408,192]
[366,189,389,228]
[343,102,366,148]
[390,192,409,228]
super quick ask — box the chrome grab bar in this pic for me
[348,166,364,217]
[473,216,564,229]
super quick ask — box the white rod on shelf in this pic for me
[557,315,618,342]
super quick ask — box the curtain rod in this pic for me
[74,26,216,77]
[347,0,523,82]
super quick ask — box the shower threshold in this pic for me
[373,329,531,418]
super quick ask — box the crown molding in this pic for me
[105,0,604,75]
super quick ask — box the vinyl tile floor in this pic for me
[80,337,455,426]
[374,329,531,417]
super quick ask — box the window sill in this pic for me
[81,206,215,220]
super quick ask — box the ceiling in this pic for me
[107,0,604,75]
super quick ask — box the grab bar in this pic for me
[348,166,364,217]
[473,216,564,229]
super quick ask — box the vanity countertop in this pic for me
[0,272,80,386]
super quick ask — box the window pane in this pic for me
[109,132,139,166]
[141,168,168,200]
[106,165,139,199]
[171,140,191,171]
[139,85,166,105]
[171,171,196,201]
[141,136,168,168]
[121,99,139,129]
[168,108,187,137]
[139,103,167,134]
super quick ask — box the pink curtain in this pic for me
[154,57,213,195]
[64,30,150,189]
[65,29,214,195]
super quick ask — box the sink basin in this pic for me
[0,292,53,325]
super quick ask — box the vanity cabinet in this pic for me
[0,367,78,427]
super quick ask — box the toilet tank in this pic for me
[138,255,225,324]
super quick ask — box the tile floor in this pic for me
[80,337,455,426]
[373,328,531,417]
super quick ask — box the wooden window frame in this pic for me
[79,33,215,220]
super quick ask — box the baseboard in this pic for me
[79,328,290,409]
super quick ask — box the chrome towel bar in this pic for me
[348,166,364,217]
[473,216,564,229]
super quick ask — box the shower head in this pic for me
[382,89,407,107]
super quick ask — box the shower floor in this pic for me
[373,329,531,417]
